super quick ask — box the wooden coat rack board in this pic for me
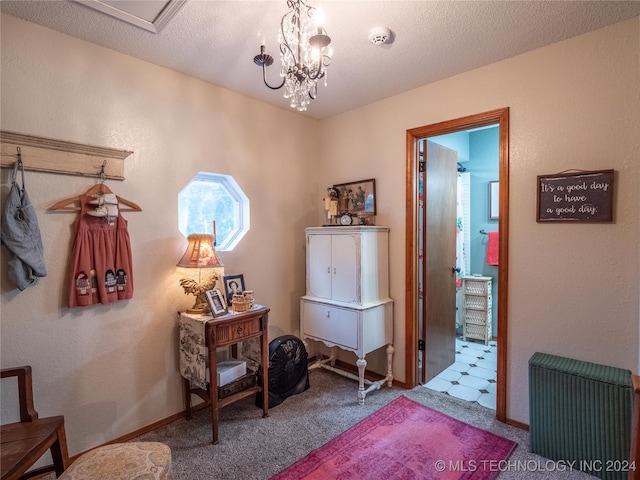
[0,130,132,180]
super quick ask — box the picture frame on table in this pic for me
[205,289,228,317]
[223,274,245,306]
[333,178,376,216]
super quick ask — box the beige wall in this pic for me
[1,11,638,456]
[318,17,640,423]
[0,14,317,455]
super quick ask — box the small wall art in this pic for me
[536,169,614,222]
[489,181,499,220]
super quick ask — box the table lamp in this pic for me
[176,233,224,313]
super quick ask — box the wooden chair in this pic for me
[1,366,69,480]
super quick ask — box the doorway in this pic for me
[405,108,509,422]
[421,129,499,410]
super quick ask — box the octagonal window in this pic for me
[178,172,249,251]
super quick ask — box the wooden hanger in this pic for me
[51,161,141,212]
[51,182,142,212]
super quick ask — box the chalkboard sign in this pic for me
[537,169,614,222]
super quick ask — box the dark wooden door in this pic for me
[420,139,458,383]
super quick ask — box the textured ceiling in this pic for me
[2,1,639,119]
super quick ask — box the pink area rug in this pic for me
[270,396,517,480]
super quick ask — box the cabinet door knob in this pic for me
[326,310,330,318]
[327,267,330,274]
[333,267,337,275]
[452,266,461,274]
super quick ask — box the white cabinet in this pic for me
[301,302,359,351]
[305,227,389,306]
[301,226,393,404]
[307,233,358,303]
[461,276,492,345]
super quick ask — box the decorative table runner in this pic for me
[178,312,209,390]
[178,307,265,390]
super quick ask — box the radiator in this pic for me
[529,352,633,480]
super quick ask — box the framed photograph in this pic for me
[223,274,245,306]
[489,181,499,220]
[205,289,228,317]
[333,178,376,216]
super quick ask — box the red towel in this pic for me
[486,231,499,266]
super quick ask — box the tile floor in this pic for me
[424,337,497,409]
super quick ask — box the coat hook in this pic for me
[98,160,107,182]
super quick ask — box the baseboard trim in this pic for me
[64,410,187,464]
[506,418,529,430]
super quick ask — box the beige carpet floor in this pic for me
[132,368,596,479]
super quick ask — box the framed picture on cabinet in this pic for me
[333,178,376,216]
[223,274,245,306]
[205,289,228,317]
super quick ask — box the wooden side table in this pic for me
[180,305,270,444]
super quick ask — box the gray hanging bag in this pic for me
[1,151,47,290]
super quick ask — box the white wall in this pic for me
[0,14,318,455]
[318,17,640,423]
[1,12,638,454]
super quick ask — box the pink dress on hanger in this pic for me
[68,194,133,308]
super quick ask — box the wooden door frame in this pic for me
[405,107,510,422]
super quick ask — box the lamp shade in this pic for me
[176,234,224,268]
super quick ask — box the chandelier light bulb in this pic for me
[314,7,325,28]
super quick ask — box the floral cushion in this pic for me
[59,442,171,479]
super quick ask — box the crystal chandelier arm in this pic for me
[253,45,286,90]
[308,86,317,100]
[262,62,286,90]
[306,54,330,81]
[278,8,297,70]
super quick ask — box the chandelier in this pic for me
[253,0,332,112]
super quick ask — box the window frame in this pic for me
[178,172,249,251]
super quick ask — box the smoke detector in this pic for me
[368,26,391,46]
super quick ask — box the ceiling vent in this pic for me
[74,0,186,33]
[368,26,391,46]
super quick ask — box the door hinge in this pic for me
[419,161,425,173]
[418,339,425,351]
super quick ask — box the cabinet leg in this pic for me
[329,346,337,367]
[386,344,394,387]
[356,357,367,405]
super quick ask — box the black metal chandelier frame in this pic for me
[253,0,332,101]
